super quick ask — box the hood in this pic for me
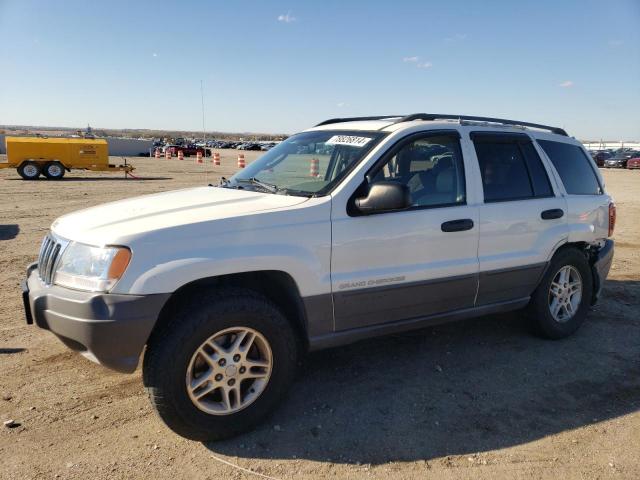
[52,186,309,245]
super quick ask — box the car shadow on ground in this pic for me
[207,279,640,464]
[0,224,19,240]
[0,347,26,354]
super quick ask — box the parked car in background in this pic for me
[591,150,613,167]
[604,151,640,168]
[166,144,208,157]
[627,155,640,169]
[237,143,261,150]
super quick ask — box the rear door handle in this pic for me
[541,209,564,220]
[441,219,474,232]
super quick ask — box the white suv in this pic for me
[23,114,615,441]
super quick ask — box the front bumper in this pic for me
[591,239,614,304]
[23,263,170,373]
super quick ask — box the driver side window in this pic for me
[374,134,466,208]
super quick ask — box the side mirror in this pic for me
[355,181,411,214]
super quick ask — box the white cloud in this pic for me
[403,56,432,69]
[277,12,296,23]
[152,53,158,58]
[559,80,574,88]
[608,39,623,47]
[445,33,467,43]
[337,102,349,108]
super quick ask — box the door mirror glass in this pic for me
[355,181,411,214]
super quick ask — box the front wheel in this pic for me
[528,248,593,339]
[143,289,298,441]
[17,161,41,180]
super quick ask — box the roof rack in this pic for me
[315,115,403,127]
[393,113,568,136]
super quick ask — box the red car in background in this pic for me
[165,144,209,157]
[627,156,640,169]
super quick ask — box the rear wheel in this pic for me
[528,248,593,339]
[43,161,65,180]
[143,289,298,441]
[17,161,41,180]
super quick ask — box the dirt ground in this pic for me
[0,154,638,480]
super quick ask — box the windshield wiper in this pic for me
[278,188,314,198]
[235,177,279,194]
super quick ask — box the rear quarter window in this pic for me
[537,140,602,195]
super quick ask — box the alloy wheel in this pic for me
[186,327,272,415]
[548,265,583,323]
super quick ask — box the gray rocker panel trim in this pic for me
[332,273,478,331]
[476,262,547,306]
[309,297,530,351]
[303,293,335,338]
[302,263,548,342]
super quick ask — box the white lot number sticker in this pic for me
[326,135,372,147]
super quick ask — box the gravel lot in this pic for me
[1,154,638,479]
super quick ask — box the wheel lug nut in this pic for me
[218,358,226,367]
[239,366,246,374]
[228,379,235,386]
[233,354,241,362]
[215,374,223,381]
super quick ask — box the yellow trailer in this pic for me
[0,137,134,180]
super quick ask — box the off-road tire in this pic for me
[43,161,65,180]
[143,288,298,441]
[528,248,593,339]
[17,161,41,180]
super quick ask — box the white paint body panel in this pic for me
[331,205,480,288]
[476,197,568,271]
[51,187,332,296]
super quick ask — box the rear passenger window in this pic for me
[521,143,553,197]
[537,140,602,195]
[472,134,552,202]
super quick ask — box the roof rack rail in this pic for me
[315,115,403,127]
[394,113,568,136]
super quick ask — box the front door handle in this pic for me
[541,209,564,220]
[441,219,474,232]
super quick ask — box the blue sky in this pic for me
[1,0,638,139]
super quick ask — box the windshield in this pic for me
[226,130,387,196]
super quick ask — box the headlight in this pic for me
[54,242,131,292]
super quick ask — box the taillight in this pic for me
[608,202,616,237]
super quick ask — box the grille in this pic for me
[37,234,65,285]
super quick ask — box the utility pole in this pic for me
[200,79,206,144]
[201,79,208,184]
